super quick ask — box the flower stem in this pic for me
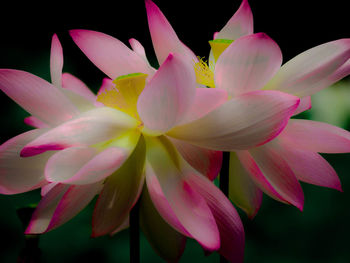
[130,199,140,263]
[219,151,230,263]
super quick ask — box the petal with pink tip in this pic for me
[138,53,196,133]
[62,73,97,103]
[168,90,300,151]
[24,116,49,129]
[215,33,282,97]
[293,96,312,116]
[187,171,245,263]
[50,34,63,88]
[265,39,350,97]
[0,69,79,125]
[92,137,146,237]
[238,146,304,210]
[170,137,222,181]
[145,136,220,251]
[177,87,228,126]
[70,30,155,80]
[0,129,52,195]
[279,119,350,153]
[25,182,102,234]
[145,0,198,65]
[215,0,253,40]
[229,152,262,218]
[21,107,139,157]
[129,38,152,66]
[273,141,342,191]
[140,184,186,262]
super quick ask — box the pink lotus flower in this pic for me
[0,21,299,261]
[144,0,350,218]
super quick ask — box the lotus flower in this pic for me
[144,0,350,219]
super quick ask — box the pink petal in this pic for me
[273,141,342,191]
[177,87,228,126]
[21,107,139,157]
[0,129,52,195]
[145,136,220,251]
[128,38,151,66]
[229,152,263,218]
[50,34,63,88]
[0,69,79,126]
[170,137,222,181]
[168,90,300,151]
[137,53,196,133]
[92,138,146,237]
[238,146,304,210]
[265,39,350,97]
[140,184,186,262]
[215,33,282,97]
[145,0,198,65]
[62,73,97,103]
[293,96,312,116]
[328,59,350,83]
[25,183,101,234]
[24,116,49,128]
[215,0,253,40]
[279,119,350,153]
[187,172,245,262]
[45,145,131,185]
[70,30,155,80]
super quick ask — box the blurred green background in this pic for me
[1,0,349,262]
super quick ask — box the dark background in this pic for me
[1,0,349,262]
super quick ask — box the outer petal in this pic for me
[25,183,102,234]
[145,0,198,65]
[69,30,155,80]
[229,152,263,218]
[137,53,196,134]
[215,0,253,40]
[238,146,304,210]
[140,184,186,263]
[50,34,63,88]
[0,69,79,126]
[168,90,300,151]
[170,137,222,181]
[177,87,228,126]
[92,137,146,237]
[187,172,245,263]
[21,107,139,157]
[145,136,220,251]
[215,33,282,97]
[0,129,52,194]
[293,96,312,116]
[279,119,350,153]
[265,39,350,97]
[62,73,97,103]
[273,141,342,191]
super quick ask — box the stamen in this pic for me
[209,39,234,62]
[97,73,148,120]
[194,57,215,88]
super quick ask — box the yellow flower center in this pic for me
[194,57,215,88]
[97,73,148,121]
[208,38,234,62]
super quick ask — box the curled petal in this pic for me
[24,116,49,129]
[168,90,300,151]
[215,0,253,40]
[129,38,151,66]
[293,96,312,116]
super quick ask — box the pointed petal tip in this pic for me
[20,144,66,157]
